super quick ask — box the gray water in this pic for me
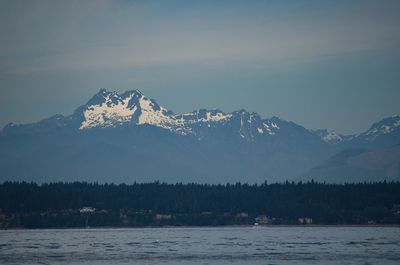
[0,226,399,265]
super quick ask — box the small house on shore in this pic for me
[79,207,96,213]
[298,217,313,224]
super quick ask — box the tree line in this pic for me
[0,181,399,227]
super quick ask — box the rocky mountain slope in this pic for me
[1,89,399,183]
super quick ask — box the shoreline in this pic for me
[2,224,400,231]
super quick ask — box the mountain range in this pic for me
[1,89,399,183]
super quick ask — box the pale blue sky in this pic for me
[0,0,399,134]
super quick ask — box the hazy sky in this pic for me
[1,0,399,134]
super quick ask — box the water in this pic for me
[0,226,399,264]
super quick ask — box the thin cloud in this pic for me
[1,1,399,74]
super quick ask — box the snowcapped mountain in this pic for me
[0,88,399,184]
[78,89,144,129]
[334,115,400,149]
[21,88,286,140]
[76,89,188,134]
[74,89,287,140]
[358,115,400,141]
[312,129,345,144]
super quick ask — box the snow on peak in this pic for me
[79,89,190,133]
[322,130,343,143]
[362,115,400,140]
[205,111,232,122]
[197,109,232,123]
[77,89,283,139]
[262,120,280,135]
[175,109,233,124]
[313,129,343,143]
[136,96,188,133]
[80,89,138,129]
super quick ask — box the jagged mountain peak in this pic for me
[74,89,280,138]
[89,88,143,103]
[2,89,398,146]
[77,88,182,131]
[360,115,400,141]
[79,89,141,129]
[1,89,399,184]
[180,109,232,123]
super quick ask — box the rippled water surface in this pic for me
[1,226,399,264]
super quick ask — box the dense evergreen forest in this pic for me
[1,181,399,228]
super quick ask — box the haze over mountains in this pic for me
[1,89,399,184]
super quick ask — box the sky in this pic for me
[0,0,399,134]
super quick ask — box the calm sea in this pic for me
[0,226,399,264]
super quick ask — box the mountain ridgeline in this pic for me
[0,89,399,183]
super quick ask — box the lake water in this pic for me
[0,226,399,264]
